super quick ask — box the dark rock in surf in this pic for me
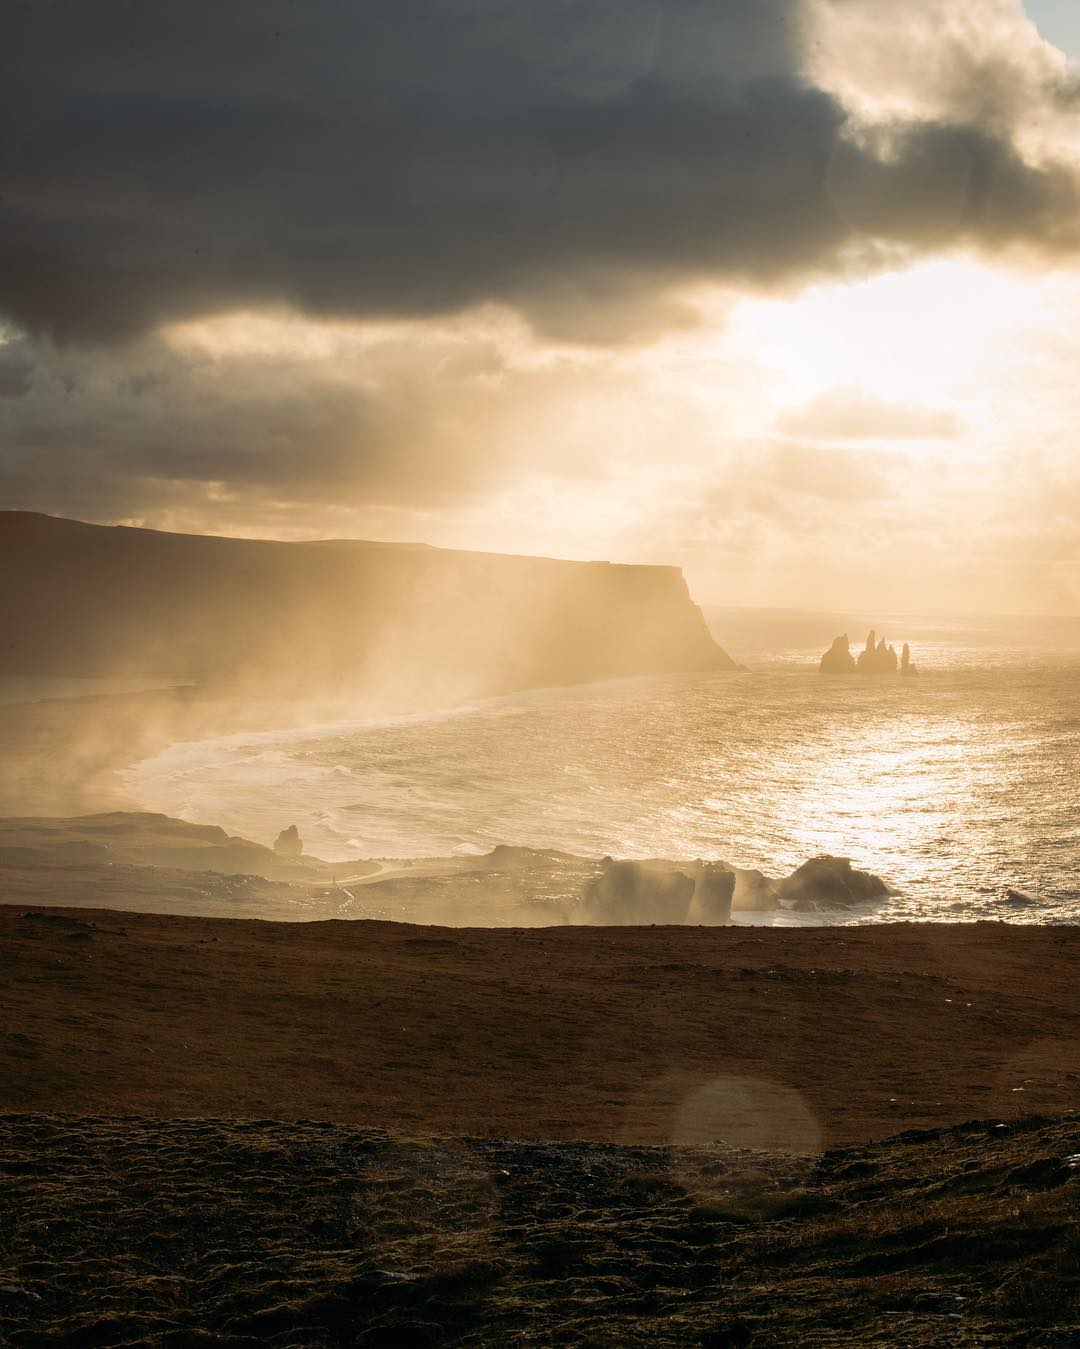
[820,629,912,675]
[857,631,898,674]
[687,863,736,924]
[731,867,781,912]
[578,858,736,925]
[274,825,303,860]
[901,642,917,677]
[778,856,891,909]
[819,634,856,674]
[580,860,696,925]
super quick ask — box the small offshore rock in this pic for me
[273,825,303,859]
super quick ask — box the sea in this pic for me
[126,609,1080,926]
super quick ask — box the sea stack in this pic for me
[820,630,912,675]
[819,634,857,673]
[274,825,303,859]
[901,642,917,677]
[856,631,898,674]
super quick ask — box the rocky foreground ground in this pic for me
[2,1111,1079,1346]
[5,897,1080,1343]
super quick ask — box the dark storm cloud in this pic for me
[0,321,638,523]
[0,338,482,511]
[0,340,34,398]
[3,0,1078,343]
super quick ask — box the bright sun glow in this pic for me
[725,257,1054,414]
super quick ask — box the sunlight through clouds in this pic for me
[2,0,1079,615]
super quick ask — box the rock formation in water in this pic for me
[578,853,889,921]
[731,867,781,912]
[274,825,303,860]
[901,642,917,677]
[581,860,696,925]
[819,635,856,674]
[0,811,322,882]
[579,858,734,926]
[686,863,737,924]
[857,630,898,674]
[777,856,892,910]
[820,629,912,675]
[0,812,894,926]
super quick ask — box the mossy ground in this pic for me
[2,1112,1080,1345]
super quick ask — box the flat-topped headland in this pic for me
[0,511,741,818]
[0,512,737,704]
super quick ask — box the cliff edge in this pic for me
[0,513,737,702]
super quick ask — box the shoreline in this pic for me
[0,679,495,821]
[0,684,282,818]
[5,684,1079,1341]
[0,808,887,927]
[119,671,690,857]
[0,678,1067,928]
[1,669,740,826]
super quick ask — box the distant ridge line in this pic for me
[0,511,684,574]
[0,510,737,694]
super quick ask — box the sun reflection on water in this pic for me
[130,643,1080,925]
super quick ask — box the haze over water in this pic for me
[128,610,1080,926]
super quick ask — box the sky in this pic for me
[1026,0,1080,61]
[2,0,1079,615]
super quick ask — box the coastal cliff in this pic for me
[0,512,736,702]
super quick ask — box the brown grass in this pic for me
[4,904,1080,1148]
[2,1111,1079,1345]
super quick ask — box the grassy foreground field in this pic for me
[6,903,1080,1343]
[4,904,1080,1147]
[2,1112,1080,1346]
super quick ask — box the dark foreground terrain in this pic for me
[4,905,1080,1148]
[2,1112,1079,1346]
[6,902,1080,1343]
